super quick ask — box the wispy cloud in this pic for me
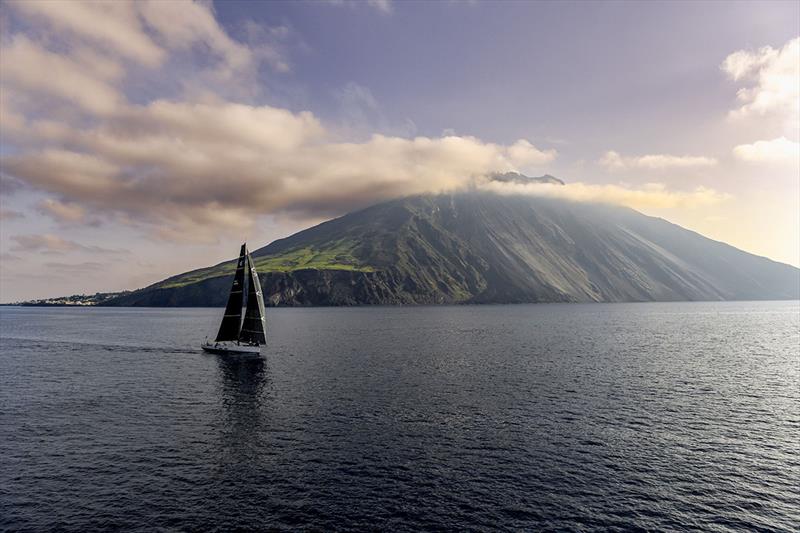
[483,181,731,210]
[7,0,269,73]
[10,234,126,255]
[43,261,106,272]
[598,151,718,171]
[732,136,800,166]
[721,37,799,132]
[38,199,89,224]
[0,176,26,196]
[722,37,799,175]
[507,140,557,169]
[367,0,393,14]
[2,0,289,109]
[1,34,123,115]
[0,209,25,220]
[0,252,23,262]
[326,0,393,14]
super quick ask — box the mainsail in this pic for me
[214,244,247,342]
[239,248,267,345]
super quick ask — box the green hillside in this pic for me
[157,240,373,290]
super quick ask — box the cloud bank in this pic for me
[2,97,559,239]
[0,0,728,243]
[0,1,560,241]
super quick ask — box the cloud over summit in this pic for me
[1,1,559,241]
[1,0,734,244]
[3,94,559,240]
[484,180,730,210]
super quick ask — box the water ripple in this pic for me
[1,301,798,531]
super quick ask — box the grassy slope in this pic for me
[157,239,374,289]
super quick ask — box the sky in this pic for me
[0,0,798,302]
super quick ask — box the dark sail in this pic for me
[214,244,247,342]
[239,248,267,345]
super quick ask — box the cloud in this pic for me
[367,0,393,14]
[0,175,26,196]
[43,261,106,272]
[241,20,293,73]
[598,150,718,171]
[732,136,800,165]
[721,37,799,132]
[7,0,266,73]
[0,209,25,220]
[9,0,166,67]
[0,0,558,241]
[4,150,120,198]
[2,0,287,116]
[326,0,393,14]
[335,82,380,127]
[2,95,559,240]
[0,253,23,262]
[138,1,249,66]
[333,82,418,138]
[483,181,731,210]
[335,81,378,111]
[11,234,79,254]
[1,0,719,246]
[0,35,123,115]
[507,140,557,168]
[38,199,88,223]
[10,234,126,255]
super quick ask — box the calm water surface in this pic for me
[1,302,799,531]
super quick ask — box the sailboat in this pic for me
[201,243,267,356]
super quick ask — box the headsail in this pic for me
[239,247,267,345]
[214,244,247,342]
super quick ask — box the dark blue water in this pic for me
[1,302,798,531]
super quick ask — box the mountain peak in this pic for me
[490,171,565,186]
[104,191,799,307]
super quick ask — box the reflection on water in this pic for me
[217,354,267,400]
[213,355,270,487]
[215,354,269,439]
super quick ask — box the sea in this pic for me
[1,302,798,532]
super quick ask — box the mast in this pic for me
[239,246,267,345]
[214,244,247,342]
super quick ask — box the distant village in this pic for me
[4,292,129,307]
